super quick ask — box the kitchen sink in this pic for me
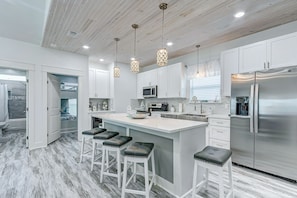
[181,113,207,117]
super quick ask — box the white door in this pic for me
[89,68,96,98]
[95,70,110,98]
[167,64,181,97]
[47,74,61,144]
[157,67,168,98]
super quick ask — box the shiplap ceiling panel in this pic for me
[42,0,297,66]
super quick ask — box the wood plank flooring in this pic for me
[0,131,296,198]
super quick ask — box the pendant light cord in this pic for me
[115,40,118,65]
[196,45,200,74]
[162,8,164,49]
[134,27,137,57]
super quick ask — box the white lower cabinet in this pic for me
[207,116,230,149]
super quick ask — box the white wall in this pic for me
[113,63,137,112]
[0,36,89,150]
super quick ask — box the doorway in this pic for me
[0,68,28,147]
[47,73,78,144]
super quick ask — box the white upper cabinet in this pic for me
[239,32,297,73]
[221,48,239,96]
[157,67,168,98]
[89,68,110,98]
[167,63,186,98]
[157,63,186,98]
[136,72,145,99]
[267,32,297,69]
[239,41,267,73]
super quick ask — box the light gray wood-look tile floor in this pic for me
[0,131,296,198]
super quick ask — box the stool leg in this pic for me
[100,147,106,183]
[218,168,224,198]
[91,141,96,171]
[117,149,121,188]
[144,159,149,198]
[192,160,198,198]
[205,168,209,191]
[151,150,156,185]
[79,136,85,163]
[228,158,234,198]
[106,150,109,173]
[133,162,136,183]
[121,157,128,198]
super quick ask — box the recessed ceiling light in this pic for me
[99,58,104,62]
[166,42,173,46]
[130,57,135,61]
[82,45,90,49]
[234,11,245,18]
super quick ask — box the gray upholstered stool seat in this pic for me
[93,131,119,140]
[192,146,234,198]
[121,142,156,198]
[100,135,133,188]
[194,146,232,166]
[80,128,107,163]
[123,142,154,157]
[82,128,106,135]
[103,136,133,147]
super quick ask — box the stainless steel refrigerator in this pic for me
[230,66,297,181]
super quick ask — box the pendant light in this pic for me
[157,3,168,66]
[130,24,140,73]
[114,38,120,78]
[196,45,200,77]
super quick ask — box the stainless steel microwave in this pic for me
[143,86,157,98]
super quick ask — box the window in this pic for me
[190,75,221,102]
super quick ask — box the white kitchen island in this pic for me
[92,113,208,197]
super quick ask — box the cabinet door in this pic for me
[95,70,110,98]
[89,68,96,98]
[136,73,144,99]
[147,69,158,86]
[157,67,168,98]
[167,63,184,97]
[239,41,267,73]
[267,32,297,69]
[221,48,239,96]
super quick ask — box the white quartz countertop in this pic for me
[93,113,208,133]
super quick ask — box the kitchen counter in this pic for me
[92,113,206,197]
[95,113,207,133]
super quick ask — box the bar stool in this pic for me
[80,128,106,163]
[192,146,233,198]
[91,131,119,170]
[121,142,155,198]
[100,135,133,188]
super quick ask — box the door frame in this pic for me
[0,59,34,149]
[41,65,85,145]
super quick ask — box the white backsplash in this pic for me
[131,97,230,115]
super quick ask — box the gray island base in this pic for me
[92,113,207,197]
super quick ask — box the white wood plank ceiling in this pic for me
[42,0,297,67]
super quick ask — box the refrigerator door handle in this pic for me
[250,84,254,133]
[254,84,259,133]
